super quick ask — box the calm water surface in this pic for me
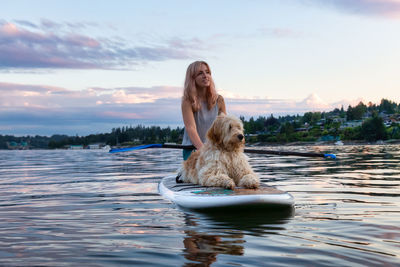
[0,145,399,266]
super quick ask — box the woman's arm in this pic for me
[217,95,227,115]
[182,99,204,149]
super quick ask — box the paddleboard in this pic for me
[158,174,294,210]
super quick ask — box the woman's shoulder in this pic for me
[182,97,197,113]
[182,98,191,108]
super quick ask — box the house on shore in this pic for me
[69,145,84,150]
[6,141,29,150]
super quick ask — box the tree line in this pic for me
[242,98,399,143]
[0,126,184,149]
[1,98,399,149]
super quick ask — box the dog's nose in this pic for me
[238,134,244,141]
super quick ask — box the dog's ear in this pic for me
[207,122,219,144]
[207,116,222,145]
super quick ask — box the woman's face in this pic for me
[194,64,211,89]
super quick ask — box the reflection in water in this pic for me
[182,213,244,266]
[181,208,294,266]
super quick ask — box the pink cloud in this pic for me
[0,82,184,135]
[0,82,183,109]
[1,22,19,35]
[0,20,204,70]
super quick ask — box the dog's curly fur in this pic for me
[177,114,259,189]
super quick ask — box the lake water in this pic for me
[0,145,399,266]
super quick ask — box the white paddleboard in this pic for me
[159,174,294,210]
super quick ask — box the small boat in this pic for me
[334,140,344,146]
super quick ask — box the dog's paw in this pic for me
[238,174,260,189]
[203,175,235,189]
[213,176,235,189]
[221,179,235,190]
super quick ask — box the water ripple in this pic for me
[0,146,399,266]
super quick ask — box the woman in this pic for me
[181,61,226,160]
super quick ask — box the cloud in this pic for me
[0,20,205,70]
[1,81,359,136]
[298,93,330,110]
[0,82,183,108]
[13,20,39,29]
[302,0,400,18]
[0,18,305,72]
[0,82,185,135]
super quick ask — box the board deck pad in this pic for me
[159,175,294,209]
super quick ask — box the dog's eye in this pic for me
[229,124,232,130]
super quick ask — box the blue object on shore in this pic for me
[324,154,337,159]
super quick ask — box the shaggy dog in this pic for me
[177,114,259,189]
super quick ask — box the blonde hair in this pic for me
[183,61,218,112]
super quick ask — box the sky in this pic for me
[1,0,400,136]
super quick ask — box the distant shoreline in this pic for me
[2,139,400,151]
